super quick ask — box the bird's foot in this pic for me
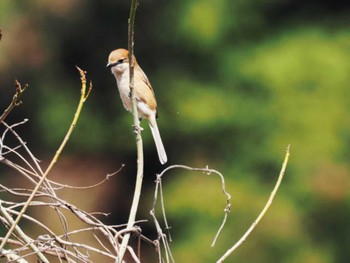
[133,124,143,134]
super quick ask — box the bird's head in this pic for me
[107,48,137,75]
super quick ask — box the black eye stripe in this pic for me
[107,61,118,68]
[107,58,127,68]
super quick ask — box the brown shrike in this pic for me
[107,48,167,164]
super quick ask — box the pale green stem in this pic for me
[117,0,143,262]
[216,145,290,262]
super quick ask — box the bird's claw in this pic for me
[133,125,143,134]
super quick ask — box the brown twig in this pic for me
[0,80,28,124]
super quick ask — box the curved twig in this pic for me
[216,145,290,262]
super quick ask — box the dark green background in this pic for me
[1,0,350,262]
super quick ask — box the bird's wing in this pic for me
[135,66,157,111]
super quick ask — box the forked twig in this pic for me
[0,80,28,124]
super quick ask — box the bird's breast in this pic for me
[115,72,132,112]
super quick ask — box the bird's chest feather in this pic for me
[115,72,132,111]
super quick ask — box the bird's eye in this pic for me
[117,58,125,64]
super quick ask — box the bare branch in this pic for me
[0,68,92,252]
[45,164,125,190]
[0,201,49,262]
[216,145,290,262]
[150,165,232,262]
[0,80,28,124]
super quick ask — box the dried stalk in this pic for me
[117,0,143,262]
[151,165,232,262]
[0,80,28,124]
[0,67,92,253]
[216,145,290,262]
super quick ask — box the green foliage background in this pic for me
[1,0,350,262]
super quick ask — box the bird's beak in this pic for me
[106,61,119,68]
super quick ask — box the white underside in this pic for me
[114,70,153,119]
[111,67,167,164]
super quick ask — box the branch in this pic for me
[1,249,28,263]
[0,80,28,124]
[117,0,142,262]
[216,145,290,262]
[0,67,92,252]
[150,165,232,262]
[0,201,49,262]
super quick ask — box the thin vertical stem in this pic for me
[117,0,142,262]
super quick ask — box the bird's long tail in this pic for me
[148,119,167,165]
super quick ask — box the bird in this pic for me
[107,48,167,165]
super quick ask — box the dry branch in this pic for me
[0,69,101,262]
[0,121,125,261]
[216,145,290,262]
[151,165,232,263]
[0,80,28,124]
